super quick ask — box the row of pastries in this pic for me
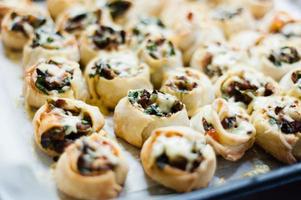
[1,0,301,199]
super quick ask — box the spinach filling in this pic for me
[268,46,300,67]
[41,103,93,154]
[35,67,72,95]
[77,140,116,176]
[10,12,47,37]
[89,59,119,80]
[128,90,183,117]
[65,10,101,32]
[146,38,176,59]
[91,25,126,50]
[166,75,198,92]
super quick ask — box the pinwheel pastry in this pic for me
[215,68,281,108]
[211,5,255,39]
[54,133,128,200]
[1,9,53,51]
[114,89,190,148]
[245,0,274,19]
[161,2,224,64]
[79,24,127,67]
[280,67,301,99]
[259,11,294,33]
[190,42,249,83]
[47,0,92,19]
[24,57,88,109]
[126,16,173,49]
[138,35,182,89]
[56,7,103,38]
[191,98,256,161]
[33,98,105,157]
[23,29,79,68]
[160,68,214,117]
[253,43,301,80]
[250,96,301,164]
[85,50,152,109]
[141,126,216,192]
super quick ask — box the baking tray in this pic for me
[0,1,301,200]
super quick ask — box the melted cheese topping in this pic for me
[155,92,178,113]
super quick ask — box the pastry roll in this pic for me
[141,126,216,192]
[85,50,152,109]
[246,0,274,19]
[215,68,281,108]
[280,67,301,99]
[23,29,79,68]
[33,98,105,157]
[55,133,128,200]
[191,98,256,161]
[250,96,301,164]
[56,7,103,38]
[79,24,127,67]
[211,5,255,39]
[1,9,53,50]
[255,44,301,81]
[260,11,294,33]
[190,42,249,83]
[161,68,214,117]
[114,89,190,148]
[126,16,173,49]
[138,35,182,89]
[24,57,88,109]
[161,2,224,64]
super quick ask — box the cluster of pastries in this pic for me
[2,0,301,198]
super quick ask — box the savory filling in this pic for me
[266,101,301,134]
[222,73,275,105]
[213,7,243,21]
[34,59,74,94]
[268,46,300,67]
[128,89,183,117]
[90,25,126,50]
[76,137,119,176]
[64,9,101,33]
[131,17,166,43]
[31,29,68,49]
[152,134,203,172]
[9,12,47,37]
[145,37,176,60]
[165,75,198,93]
[41,99,93,154]
[88,56,142,80]
[201,44,242,80]
[291,70,301,84]
[106,0,132,19]
[202,118,219,141]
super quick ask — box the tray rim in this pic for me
[165,162,301,200]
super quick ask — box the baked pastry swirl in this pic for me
[191,98,256,161]
[251,96,301,164]
[79,24,127,66]
[85,50,152,109]
[215,68,281,108]
[114,89,190,147]
[54,133,128,200]
[24,57,88,109]
[56,6,103,38]
[191,42,248,83]
[23,29,79,68]
[1,9,53,50]
[141,126,216,192]
[33,98,105,157]
[161,68,214,117]
[138,35,182,89]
